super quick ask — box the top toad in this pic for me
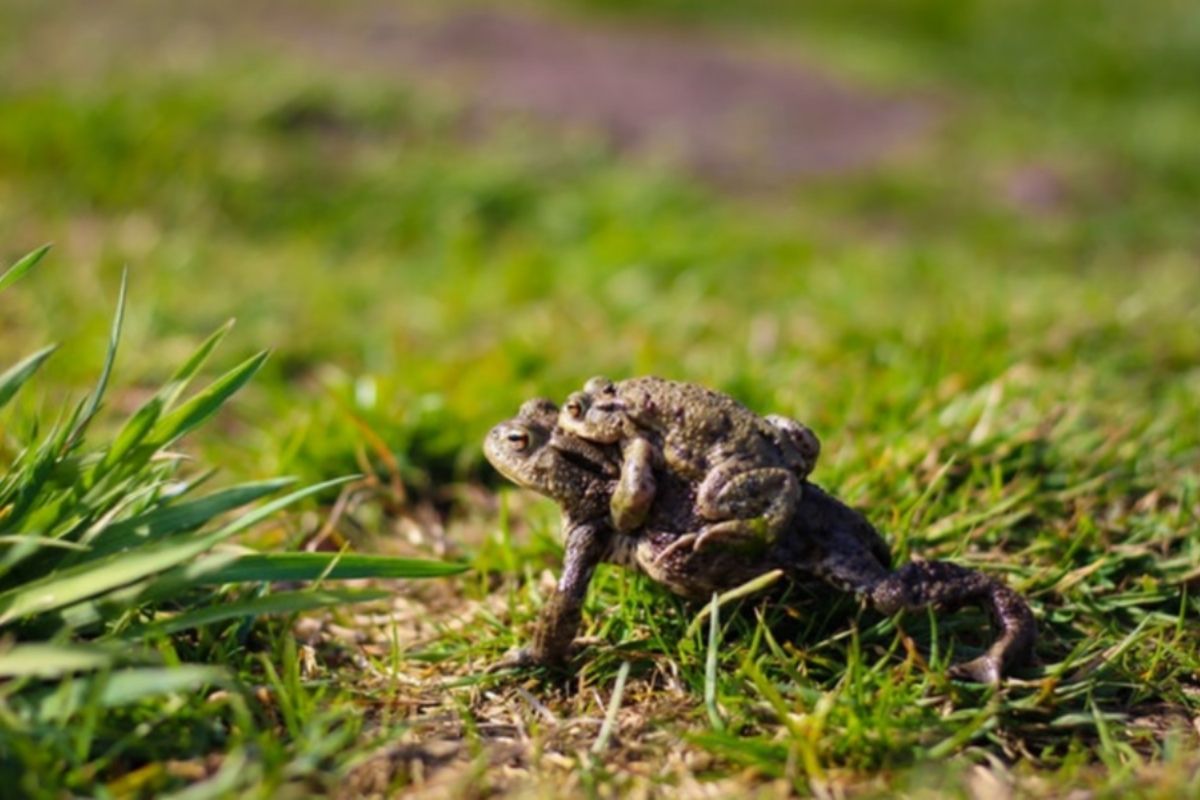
[558,375,820,554]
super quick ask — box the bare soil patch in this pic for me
[21,1,936,187]
[284,4,934,185]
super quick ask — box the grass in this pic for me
[0,0,1197,796]
[0,247,467,796]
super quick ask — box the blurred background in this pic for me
[1,0,1198,518]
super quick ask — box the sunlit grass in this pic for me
[0,0,1196,795]
[0,248,466,795]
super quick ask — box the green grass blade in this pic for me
[0,345,58,410]
[0,535,89,551]
[149,350,270,446]
[75,268,128,433]
[0,530,238,626]
[704,592,725,732]
[72,477,296,560]
[0,476,353,625]
[685,569,783,640]
[99,396,163,471]
[55,552,243,631]
[158,319,236,410]
[0,643,113,678]
[0,408,79,538]
[190,552,470,583]
[33,666,226,719]
[0,244,50,293]
[196,474,355,543]
[592,660,631,754]
[124,587,390,638]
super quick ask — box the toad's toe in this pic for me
[947,654,1002,685]
[487,647,541,673]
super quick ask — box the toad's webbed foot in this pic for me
[691,518,773,553]
[870,560,1036,683]
[487,637,599,673]
[946,653,1003,684]
[651,512,778,566]
[488,646,547,673]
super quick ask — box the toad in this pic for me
[484,397,1036,683]
[558,376,820,554]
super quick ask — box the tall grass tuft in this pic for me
[0,247,464,788]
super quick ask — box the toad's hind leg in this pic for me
[789,485,1034,683]
[692,465,801,552]
[870,560,1036,684]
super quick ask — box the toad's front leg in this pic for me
[610,437,658,533]
[490,519,610,671]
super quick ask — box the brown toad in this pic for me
[558,375,820,554]
[484,398,1036,683]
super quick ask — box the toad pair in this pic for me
[484,376,1035,683]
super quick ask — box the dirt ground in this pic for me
[22,0,936,187]
[269,3,935,185]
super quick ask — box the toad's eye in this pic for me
[506,430,530,451]
[565,399,583,418]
